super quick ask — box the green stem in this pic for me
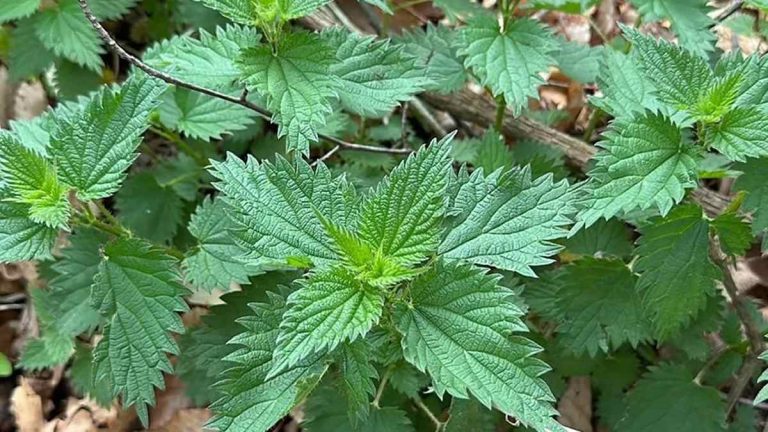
[372,366,393,408]
[149,125,208,166]
[94,200,121,229]
[583,108,604,142]
[75,214,126,238]
[494,95,507,131]
[413,396,445,432]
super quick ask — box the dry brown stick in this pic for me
[78,0,411,156]
[421,90,733,216]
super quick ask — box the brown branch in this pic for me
[421,90,734,217]
[77,0,411,156]
[716,0,745,23]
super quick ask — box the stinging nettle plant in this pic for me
[2,0,768,431]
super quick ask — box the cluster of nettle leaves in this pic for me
[3,0,768,431]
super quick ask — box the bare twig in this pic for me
[77,0,410,156]
[716,0,745,23]
[311,145,341,167]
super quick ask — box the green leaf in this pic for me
[158,87,257,141]
[629,0,715,58]
[115,172,184,243]
[90,238,188,425]
[0,352,11,377]
[70,345,114,405]
[577,113,699,228]
[210,153,356,269]
[691,73,742,123]
[8,18,56,82]
[446,399,496,432]
[756,348,768,404]
[337,341,378,423]
[553,39,603,84]
[399,24,467,94]
[459,16,558,115]
[325,30,430,117]
[271,267,384,375]
[237,31,337,154]
[590,49,662,119]
[623,26,713,111]
[472,129,513,173]
[54,60,103,101]
[20,332,75,371]
[209,292,327,432]
[183,197,262,291]
[734,158,768,244]
[563,218,633,258]
[439,166,574,277]
[554,258,649,356]
[712,212,752,257]
[360,136,453,265]
[89,0,139,20]
[193,0,255,24]
[0,0,41,23]
[0,132,70,229]
[634,205,721,339]
[395,260,558,431]
[726,54,768,112]
[32,0,104,72]
[144,24,260,88]
[304,384,415,432]
[618,364,726,432]
[50,74,166,200]
[704,107,768,161]
[0,198,57,262]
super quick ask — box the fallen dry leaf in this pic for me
[147,408,210,432]
[557,376,592,432]
[11,377,45,432]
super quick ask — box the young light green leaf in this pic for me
[395,260,558,431]
[360,135,453,265]
[623,26,714,112]
[576,113,699,228]
[399,24,467,94]
[634,205,721,339]
[629,0,715,58]
[704,107,768,161]
[0,198,57,263]
[271,267,384,376]
[618,364,726,432]
[237,31,337,154]
[0,0,40,23]
[210,153,356,269]
[114,172,184,243]
[459,16,558,115]
[0,132,70,229]
[183,197,262,291]
[209,292,327,432]
[32,0,104,72]
[439,166,574,277]
[324,30,430,117]
[50,74,166,200]
[144,24,260,88]
[90,238,188,425]
[554,258,649,357]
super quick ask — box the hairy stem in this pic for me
[77,0,410,156]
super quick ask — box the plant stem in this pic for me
[149,125,208,166]
[494,95,507,131]
[582,108,604,142]
[372,367,393,408]
[413,395,445,432]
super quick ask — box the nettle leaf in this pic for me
[624,26,713,112]
[271,267,384,375]
[0,132,70,229]
[184,197,261,291]
[399,23,468,94]
[337,340,378,423]
[237,31,337,154]
[725,54,768,112]
[324,30,430,117]
[711,212,752,257]
[634,205,721,339]
[0,0,40,23]
[158,87,257,141]
[553,39,603,84]
[210,153,355,269]
[0,197,57,262]
[618,364,726,432]
[115,172,184,243]
[90,238,188,425]
[50,74,166,200]
[304,384,415,432]
[20,332,75,371]
[734,158,768,247]
[472,129,513,173]
[630,0,715,58]
[563,218,633,258]
[459,16,558,115]
[395,260,558,431]
[577,113,699,228]
[439,165,574,277]
[591,44,662,119]
[89,0,139,20]
[704,107,768,161]
[446,398,497,432]
[554,258,649,357]
[193,0,256,24]
[145,24,260,88]
[360,136,453,265]
[8,18,56,82]
[756,349,768,405]
[209,292,327,432]
[32,0,104,72]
